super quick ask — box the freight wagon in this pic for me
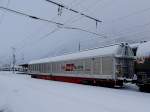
[132,41,150,91]
[28,43,134,87]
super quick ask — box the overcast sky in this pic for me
[0,0,150,64]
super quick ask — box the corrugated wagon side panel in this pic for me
[101,57,114,77]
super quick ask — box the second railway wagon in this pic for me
[135,41,150,91]
[28,43,134,87]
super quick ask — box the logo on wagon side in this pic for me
[62,64,84,71]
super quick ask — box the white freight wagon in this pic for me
[28,43,134,87]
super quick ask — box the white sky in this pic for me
[0,0,150,64]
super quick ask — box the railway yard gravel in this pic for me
[0,71,150,112]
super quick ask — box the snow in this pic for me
[0,71,150,112]
[29,44,120,64]
[137,41,150,58]
[130,43,140,49]
[29,44,124,64]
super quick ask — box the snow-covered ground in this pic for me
[0,71,150,112]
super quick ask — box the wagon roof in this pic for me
[137,41,150,58]
[29,44,133,64]
[130,43,141,49]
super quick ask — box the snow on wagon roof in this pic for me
[137,41,150,58]
[130,43,141,49]
[29,44,120,64]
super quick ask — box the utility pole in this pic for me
[21,53,24,64]
[12,47,16,74]
[78,41,81,52]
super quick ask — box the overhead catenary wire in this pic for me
[13,10,63,48]
[5,0,149,63]
[33,0,107,58]
[1,1,149,64]
[17,24,107,54]
[96,6,150,46]
[45,0,102,23]
[20,0,107,59]
[0,0,10,24]
[1,0,105,55]
[69,0,150,45]
[65,0,104,24]
[16,0,115,60]
[14,0,89,52]
[0,6,63,26]
[49,0,107,40]
[90,2,150,44]
[13,0,82,50]
[0,6,105,38]
[7,0,87,58]
[34,0,106,54]
[0,5,62,64]
[58,0,114,39]
[61,0,104,30]
[61,26,106,38]
[14,0,85,61]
